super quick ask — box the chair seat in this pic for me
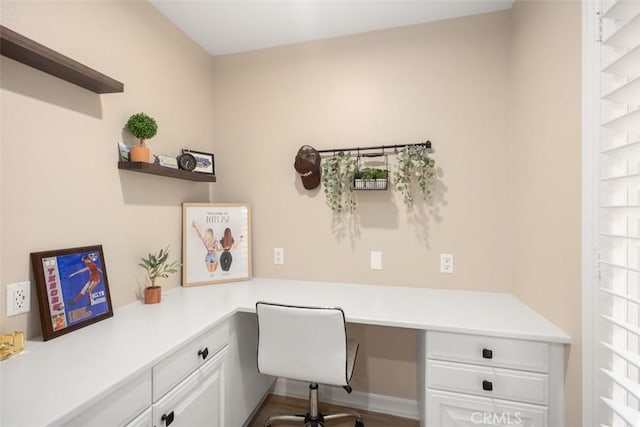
[256,302,364,427]
[256,302,359,386]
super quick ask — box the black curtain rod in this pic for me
[316,140,431,155]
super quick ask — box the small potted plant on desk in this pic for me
[139,246,179,304]
[126,112,158,163]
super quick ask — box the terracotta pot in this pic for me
[144,286,161,304]
[130,145,150,163]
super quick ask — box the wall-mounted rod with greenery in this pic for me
[319,140,436,212]
[316,141,431,156]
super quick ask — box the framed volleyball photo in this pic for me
[30,245,113,341]
[182,203,252,287]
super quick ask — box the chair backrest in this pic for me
[256,302,350,386]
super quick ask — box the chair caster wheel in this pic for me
[355,420,365,427]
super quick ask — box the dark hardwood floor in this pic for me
[247,394,420,427]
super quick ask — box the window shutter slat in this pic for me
[602,368,640,400]
[596,1,640,426]
[601,397,640,426]
[602,341,640,370]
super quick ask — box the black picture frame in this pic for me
[182,149,215,175]
[30,245,113,341]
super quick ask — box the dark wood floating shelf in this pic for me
[0,25,124,94]
[118,161,217,182]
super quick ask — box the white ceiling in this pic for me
[150,0,515,56]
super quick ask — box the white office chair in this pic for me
[256,302,364,427]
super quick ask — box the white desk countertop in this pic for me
[0,278,571,426]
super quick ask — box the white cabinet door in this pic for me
[152,347,226,427]
[126,408,152,427]
[426,389,547,427]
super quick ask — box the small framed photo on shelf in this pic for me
[30,245,113,341]
[183,203,251,287]
[182,149,215,175]
[118,142,131,161]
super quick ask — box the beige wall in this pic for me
[210,2,582,422]
[211,11,513,292]
[211,12,513,400]
[0,0,582,424]
[510,1,582,426]
[0,0,215,336]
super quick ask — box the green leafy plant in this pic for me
[392,145,436,207]
[322,152,357,213]
[126,112,158,146]
[139,246,179,288]
[355,167,388,180]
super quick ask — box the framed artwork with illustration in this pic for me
[30,245,113,341]
[183,203,251,286]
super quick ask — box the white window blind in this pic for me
[597,0,640,426]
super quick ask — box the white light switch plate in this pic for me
[370,251,382,270]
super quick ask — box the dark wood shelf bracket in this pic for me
[0,25,124,94]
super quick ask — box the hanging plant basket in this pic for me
[354,154,389,191]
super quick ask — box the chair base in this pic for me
[264,383,364,427]
[264,412,364,427]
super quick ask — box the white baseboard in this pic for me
[271,378,419,420]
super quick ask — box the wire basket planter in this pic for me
[353,153,389,191]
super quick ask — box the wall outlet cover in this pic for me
[274,247,284,265]
[440,253,454,273]
[6,281,31,317]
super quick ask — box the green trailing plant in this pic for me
[139,246,179,288]
[392,145,436,207]
[322,151,357,213]
[126,112,158,146]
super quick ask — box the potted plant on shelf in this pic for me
[126,112,158,163]
[391,144,436,207]
[322,151,357,213]
[139,246,179,304]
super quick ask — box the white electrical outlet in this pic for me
[440,253,454,273]
[6,281,31,316]
[274,248,284,265]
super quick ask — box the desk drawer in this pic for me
[427,360,548,405]
[153,321,229,401]
[426,389,548,427]
[62,370,151,426]
[426,331,549,373]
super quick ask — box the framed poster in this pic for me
[30,245,113,341]
[182,149,215,175]
[183,203,251,286]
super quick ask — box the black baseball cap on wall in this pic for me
[294,145,321,190]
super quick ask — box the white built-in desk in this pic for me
[0,278,570,427]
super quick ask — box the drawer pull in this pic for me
[482,380,493,391]
[198,347,209,360]
[162,411,175,426]
[482,348,493,359]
